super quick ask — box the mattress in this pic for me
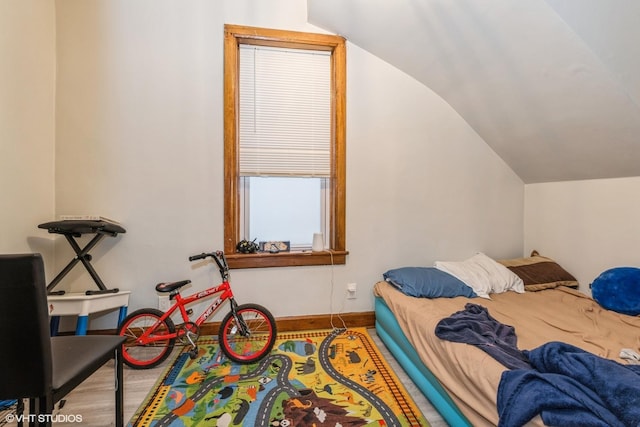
[374,281,640,426]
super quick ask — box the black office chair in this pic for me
[0,253,125,427]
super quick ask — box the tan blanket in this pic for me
[374,281,640,426]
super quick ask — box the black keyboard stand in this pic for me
[38,220,126,296]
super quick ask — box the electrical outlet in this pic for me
[346,282,357,299]
[158,295,171,311]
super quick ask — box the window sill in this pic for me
[226,250,348,269]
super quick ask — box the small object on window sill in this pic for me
[259,241,290,253]
[312,233,324,252]
[236,239,259,254]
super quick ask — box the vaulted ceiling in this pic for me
[308,0,640,183]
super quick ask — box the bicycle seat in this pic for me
[155,280,191,293]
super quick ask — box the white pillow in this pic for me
[434,252,524,298]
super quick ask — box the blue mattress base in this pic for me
[375,296,472,427]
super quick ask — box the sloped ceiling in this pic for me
[308,0,640,183]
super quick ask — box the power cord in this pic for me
[325,249,347,332]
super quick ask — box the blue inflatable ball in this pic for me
[591,267,640,316]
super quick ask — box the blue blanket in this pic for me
[498,341,640,427]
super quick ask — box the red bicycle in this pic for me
[118,250,276,369]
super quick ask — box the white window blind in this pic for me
[239,45,331,177]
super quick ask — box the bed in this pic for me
[373,252,640,426]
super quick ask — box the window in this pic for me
[242,177,326,251]
[224,24,347,268]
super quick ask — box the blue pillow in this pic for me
[383,267,477,298]
[591,267,640,316]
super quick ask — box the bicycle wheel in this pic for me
[219,303,277,364]
[118,308,176,369]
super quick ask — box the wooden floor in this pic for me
[1,329,446,427]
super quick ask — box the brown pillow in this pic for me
[497,250,578,291]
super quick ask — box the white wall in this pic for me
[0,1,56,263]
[3,0,523,330]
[525,177,640,293]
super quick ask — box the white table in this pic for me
[48,290,131,335]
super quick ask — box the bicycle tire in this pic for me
[219,303,277,364]
[118,308,176,369]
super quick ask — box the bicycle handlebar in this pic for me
[188,251,230,280]
[188,251,225,261]
[188,253,208,261]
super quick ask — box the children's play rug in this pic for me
[129,327,429,426]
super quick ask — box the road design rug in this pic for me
[129,328,429,427]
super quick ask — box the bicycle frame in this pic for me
[135,280,235,345]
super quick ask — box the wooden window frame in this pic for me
[223,24,347,269]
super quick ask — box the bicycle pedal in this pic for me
[188,348,198,359]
